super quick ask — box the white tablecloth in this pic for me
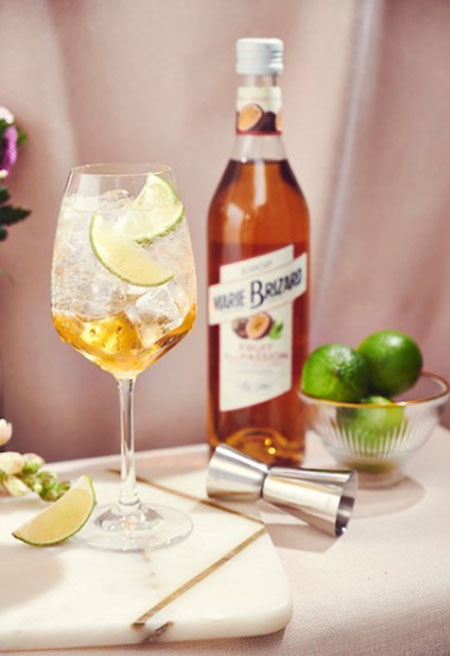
[7,427,450,656]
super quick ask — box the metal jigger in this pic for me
[207,445,357,537]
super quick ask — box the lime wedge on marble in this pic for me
[12,475,96,546]
[118,173,184,244]
[90,213,173,286]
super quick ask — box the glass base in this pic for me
[356,468,404,489]
[77,503,193,552]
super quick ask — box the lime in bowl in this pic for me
[299,372,449,488]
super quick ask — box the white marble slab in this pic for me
[0,454,292,650]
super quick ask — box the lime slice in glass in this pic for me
[118,173,184,244]
[90,213,173,286]
[12,475,96,546]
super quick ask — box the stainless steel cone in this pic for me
[207,444,269,501]
[263,466,356,537]
[206,445,356,537]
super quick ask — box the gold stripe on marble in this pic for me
[132,526,266,627]
[108,469,263,526]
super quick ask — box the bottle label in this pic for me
[236,86,282,135]
[209,246,307,412]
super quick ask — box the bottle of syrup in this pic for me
[207,38,310,466]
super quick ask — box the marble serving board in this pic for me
[0,447,292,650]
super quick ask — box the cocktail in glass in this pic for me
[51,163,196,551]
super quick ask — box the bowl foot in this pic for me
[354,468,404,489]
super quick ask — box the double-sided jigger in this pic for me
[207,445,357,537]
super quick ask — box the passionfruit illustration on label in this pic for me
[261,111,277,132]
[246,312,274,339]
[275,112,282,132]
[236,106,280,133]
[237,104,264,132]
[232,317,248,339]
[232,313,284,340]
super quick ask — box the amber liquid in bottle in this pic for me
[208,72,310,466]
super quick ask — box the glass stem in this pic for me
[117,378,140,513]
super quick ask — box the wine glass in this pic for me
[51,163,197,551]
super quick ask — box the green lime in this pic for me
[338,395,405,451]
[12,475,96,546]
[301,344,369,402]
[117,173,184,244]
[357,330,422,396]
[90,213,173,286]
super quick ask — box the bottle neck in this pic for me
[233,74,286,162]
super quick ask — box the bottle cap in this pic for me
[236,38,284,76]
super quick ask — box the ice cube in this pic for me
[53,266,125,318]
[52,228,140,319]
[126,284,185,348]
[165,280,191,315]
[99,189,131,212]
[52,190,146,320]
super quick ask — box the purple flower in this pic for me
[0,125,18,178]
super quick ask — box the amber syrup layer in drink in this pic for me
[53,305,197,379]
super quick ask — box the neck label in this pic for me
[236,86,282,135]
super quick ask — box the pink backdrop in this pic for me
[1,0,449,461]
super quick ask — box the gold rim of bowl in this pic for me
[298,371,450,408]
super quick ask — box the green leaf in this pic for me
[0,227,8,241]
[0,204,30,225]
[0,186,10,205]
[16,126,27,146]
[40,480,70,502]
[269,321,284,340]
[0,119,9,138]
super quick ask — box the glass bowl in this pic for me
[299,372,449,488]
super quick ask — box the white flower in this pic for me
[22,453,44,474]
[0,419,12,446]
[0,107,14,124]
[0,451,24,475]
[3,475,28,497]
[23,453,44,467]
